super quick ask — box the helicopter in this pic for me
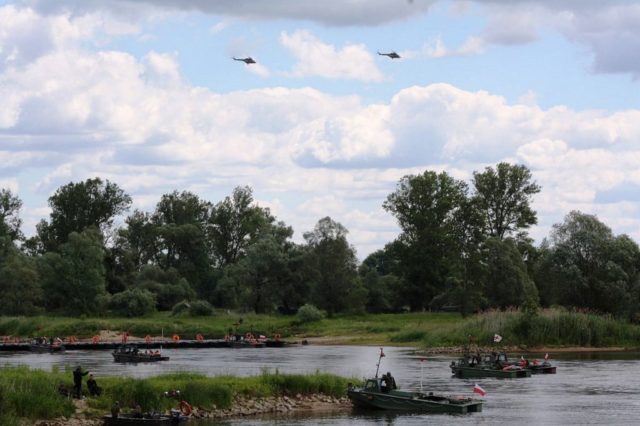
[233,57,256,64]
[377,51,401,59]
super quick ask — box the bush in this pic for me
[109,288,156,317]
[171,300,214,316]
[171,300,190,316]
[296,304,325,323]
[189,300,214,316]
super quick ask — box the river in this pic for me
[2,345,639,425]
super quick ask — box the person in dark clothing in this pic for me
[132,404,143,418]
[385,371,397,390]
[111,401,120,419]
[73,366,89,398]
[380,373,389,392]
[87,374,102,396]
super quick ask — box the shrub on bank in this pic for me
[0,367,74,422]
[415,309,640,347]
[109,288,157,317]
[296,304,325,323]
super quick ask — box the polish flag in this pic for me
[473,383,486,397]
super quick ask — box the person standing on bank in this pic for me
[73,366,89,398]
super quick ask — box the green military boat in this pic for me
[451,351,531,379]
[348,348,483,414]
[348,377,483,414]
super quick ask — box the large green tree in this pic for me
[472,163,540,239]
[152,191,211,293]
[303,217,366,316]
[383,170,469,310]
[38,228,107,315]
[484,237,538,310]
[0,189,23,243]
[207,186,274,268]
[543,211,640,317]
[135,265,195,311]
[217,235,287,313]
[36,178,132,251]
[0,248,43,315]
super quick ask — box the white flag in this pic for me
[493,334,503,343]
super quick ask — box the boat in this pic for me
[103,411,188,425]
[513,355,557,374]
[29,338,65,353]
[112,344,169,363]
[226,333,265,348]
[527,362,556,374]
[348,378,483,414]
[347,349,483,414]
[450,351,531,378]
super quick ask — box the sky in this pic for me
[1,0,640,258]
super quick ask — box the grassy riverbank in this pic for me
[1,309,639,349]
[0,367,355,425]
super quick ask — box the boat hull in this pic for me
[30,344,65,353]
[451,366,531,379]
[112,354,169,363]
[347,389,482,414]
[530,365,556,374]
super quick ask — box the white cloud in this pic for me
[25,0,437,27]
[423,35,486,58]
[209,21,228,34]
[20,1,640,77]
[5,3,640,257]
[280,31,385,82]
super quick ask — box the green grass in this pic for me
[1,309,639,348]
[0,366,75,424]
[413,309,640,348]
[0,312,296,341]
[0,367,357,422]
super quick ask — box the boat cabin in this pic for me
[363,377,397,393]
[364,378,383,392]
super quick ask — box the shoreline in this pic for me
[34,393,352,426]
[301,337,636,353]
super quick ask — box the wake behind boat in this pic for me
[112,344,169,363]
[347,348,483,414]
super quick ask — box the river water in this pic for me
[2,345,639,425]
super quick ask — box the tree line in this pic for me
[1,162,639,320]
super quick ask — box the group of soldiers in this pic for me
[72,366,102,398]
[381,371,397,392]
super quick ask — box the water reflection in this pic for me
[2,346,640,425]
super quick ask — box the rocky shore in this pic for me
[34,393,351,425]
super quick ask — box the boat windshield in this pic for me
[364,380,380,391]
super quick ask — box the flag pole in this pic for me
[375,348,384,378]
[420,358,424,392]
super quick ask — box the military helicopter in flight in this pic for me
[233,57,256,64]
[377,51,401,59]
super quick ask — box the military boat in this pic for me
[348,349,483,414]
[451,351,531,378]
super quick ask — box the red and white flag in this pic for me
[544,353,549,360]
[473,383,486,397]
[493,334,503,343]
